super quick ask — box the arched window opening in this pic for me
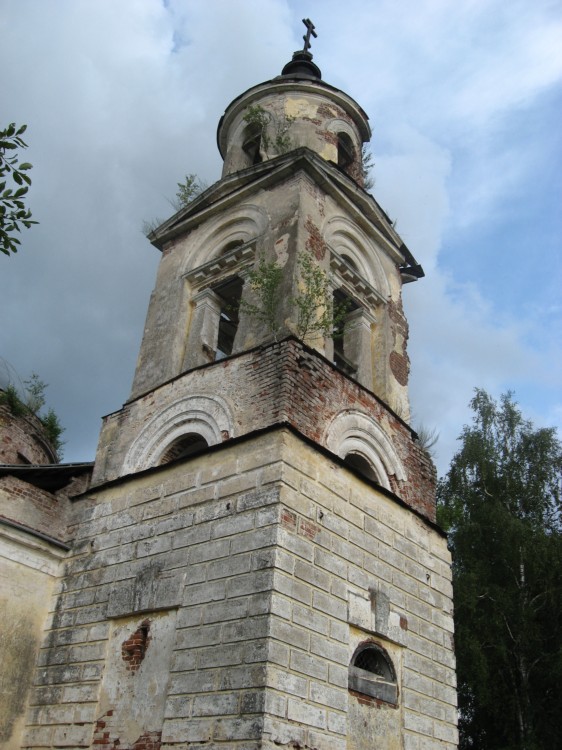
[344,452,379,483]
[349,643,397,704]
[341,254,359,273]
[333,288,359,375]
[243,124,263,165]
[159,433,208,465]
[337,132,355,170]
[220,239,244,256]
[213,276,244,359]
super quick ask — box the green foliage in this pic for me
[240,251,351,344]
[243,105,294,155]
[40,408,65,456]
[293,251,350,342]
[23,372,47,413]
[142,173,207,236]
[0,384,27,417]
[361,144,375,191]
[239,254,284,339]
[243,105,270,141]
[174,173,207,209]
[0,373,65,458]
[438,390,562,750]
[1,123,38,256]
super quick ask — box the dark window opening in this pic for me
[333,288,359,375]
[213,276,244,359]
[344,453,379,483]
[159,433,208,465]
[337,132,355,170]
[243,125,263,165]
[220,239,244,256]
[349,643,397,704]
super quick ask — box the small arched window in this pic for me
[332,288,359,376]
[337,132,355,170]
[243,124,263,165]
[344,452,379,483]
[220,239,244,256]
[158,433,208,465]
[212,276,244,359]
[349,643,397,705]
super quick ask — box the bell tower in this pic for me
[20,26,458,750]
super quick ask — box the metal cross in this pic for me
[302,18,317,52]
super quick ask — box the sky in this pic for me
[1,0,561,476]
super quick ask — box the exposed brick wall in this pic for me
[0,401,57,465]
[94,339,436,522]
[388,299,410,387]
[304,217,327,260]
[0,475,69,542]
[121,620,151,673]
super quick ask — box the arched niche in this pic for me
[324,216,390,299]
[122,395,234,474]
[349,642,398,705]
[324,409,406,490]
[158,433,209,465]
[181,204,268,275]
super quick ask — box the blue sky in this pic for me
[1,0,561,474]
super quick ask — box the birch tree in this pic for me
[438,390,562,750]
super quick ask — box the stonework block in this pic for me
[12,429,455,749]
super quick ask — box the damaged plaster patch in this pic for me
[121,620,151,673]
[93,611,176,748]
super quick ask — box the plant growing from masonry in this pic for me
[361,144,375,191]
[239,254,284,339]
[243,105,295,156]
[293,251,350,341]
[240,251,351,344]
[142,173,208,236]
[1,123,38,256]
[174,173,208,209]
[0,373,65,457]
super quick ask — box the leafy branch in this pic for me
[294,251,350,341]
[240,251,351,344]
[361,144,375,191]
[243,105,295,156]
[239,254,284,339]
[142,173,208,236]
[1,123,38,256]
[173,173,207,210]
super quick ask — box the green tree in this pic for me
[438,390,562,750]
[1,123,38,256]
[239,251,350,343]
[174,173,207,209]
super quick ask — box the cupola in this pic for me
[217,32,371,186]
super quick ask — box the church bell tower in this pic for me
[21,25,458,750]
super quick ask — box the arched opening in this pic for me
[344,452,379,483]
[212,276,244,359]
[219,239,244,256]
[332,288,359,375]
[158,433,209,465]
[341,254,359,273]
[337,132,355,170]
[349,643,397,704]
[243,124,263,165]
